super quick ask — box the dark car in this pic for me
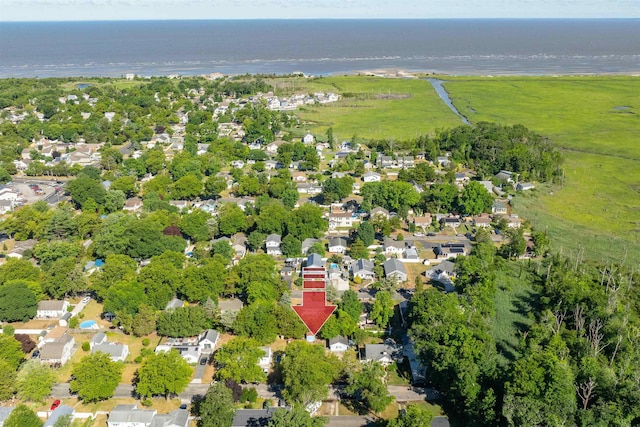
[179,404,188,410]
[31,350,40,359]
[50,399,61,411]
[199,357,208,366]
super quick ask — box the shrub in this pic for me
[2,325,15,336]
[134,356,143,363]
[142,338,150,347]
[141,399,153,407]
[69,317,79,328]
[82,342,90,351]
[241,387,258,403]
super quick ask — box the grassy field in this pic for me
[272,76,463,141]
[442,76,640,263]
[489,263,539,366]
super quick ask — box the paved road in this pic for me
[327,416,377,427]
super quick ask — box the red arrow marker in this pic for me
[292,291,336,336]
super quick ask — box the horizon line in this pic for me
[3,17,640,23]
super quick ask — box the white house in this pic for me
[36,300,70,319]
[362,172,381,183]
[517,182,536,191]
[302,132,315,145]
[265,234,282,256]
[370,207,390,220]
[328,336,349,353]
[383,258,408,282]
[39,335,76,366]
[92,343,129,363]
[383,238,405,257]
[364,343,398,367]
[123,197,143,212]
[155,329,220,364]
[328,237,348,254]
[258,347,272,374]
[350,259,375,281]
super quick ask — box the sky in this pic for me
[0,0,638,21]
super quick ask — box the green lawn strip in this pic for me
[489,263,538,366]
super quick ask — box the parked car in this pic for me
[179,404,188,410]
[413,232,424,237]
[81,296,90,304]
[199,357,208,366]
[31,350,40,359]
[50,400,61,411]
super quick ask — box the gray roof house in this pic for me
[328,237,348,254]
[306,253,325,268]
[383,238,405,256]
[425,260,457,292]
[383,259,408,282]
[301,238,320,255]
[165,298,184,311]
[149,409,189,427]
[40,334,76,366]
[265,234,282,256]
[350,259,375,281]
[370,206,390,219]
[36,300,70,319]
[44,405,75,427]
[89,332,107,348]
[0,407,15,427]
[328,336,349,353]
[364,343,398,366]
[232,408,280,427]
[92,343,129,362]
[107,404,156,427]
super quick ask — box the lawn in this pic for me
[273,76,463,142]
[443,76,640,263]
[489,263,539,366]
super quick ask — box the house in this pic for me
[7,239,37,258]
[265,234,282,256]
[44,405,75,427]
[363,343,398,366]
[425,260,457,292]
[328,336,349,353]
[507,214,522,228]
[399,156,415,169]
[436,156,450,167]
[473,214,492,228]
[58,312,73,327]
[492,201,508,215]
[232,408,280,427]
[370,206,390,220]
[92,343,129,362]
[291,172,307,182]
[495,170,517,184]
[378,156,395,168]
[258,347,272,374]
[404,246,420,261]
[0,407,15,427]
[169,200,189,210]
[155,329,220,364]
[145,409,189,427]
[383,258,408,282]
[306,253,325,269]
[302,132,315,144]
[383,238,405,256]
[37,300,70,318]
[440,216,462,228]
[435,243,468,260]
[516,182,536,191]
[107,404,156,427]
[350,259,375,281]
[296,183,322,195]
[264,160,279,170]
[40,334,76,366]
[165,298,184,311]
[413,214,432,230]
[232,243,247,260]
[328,237,348,254]
[352,182,361,194]
[123,197,143,212]
[89,332,107,349]
[230,160,245,169]
[328,211,354,229]
[363,171,381,183]
[301,238,320,255]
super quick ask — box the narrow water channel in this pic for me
[426,78,470,125]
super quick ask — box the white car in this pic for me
[81,296,91,304]
[413,232,424,237]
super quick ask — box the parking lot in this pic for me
[10,178,66,204]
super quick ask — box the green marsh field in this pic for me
[284,75,640,263]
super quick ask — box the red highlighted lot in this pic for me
[292,291,336,335]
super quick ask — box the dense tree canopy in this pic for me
[70,352,123,402]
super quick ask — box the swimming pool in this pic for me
[79,320,98,329]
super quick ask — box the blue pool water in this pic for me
[79,320,97,329]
